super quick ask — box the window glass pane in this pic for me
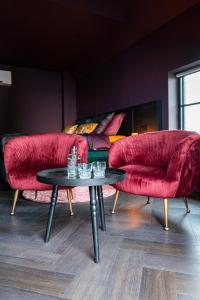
[184,71,200,104]
[184,104,200,132]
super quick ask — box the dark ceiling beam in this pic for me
[48,0,127,22]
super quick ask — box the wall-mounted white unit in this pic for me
[0,70,12,86]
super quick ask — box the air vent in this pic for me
[0,70,12,86]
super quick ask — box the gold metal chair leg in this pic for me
[10,189,20,216]
[163,198,169,231]
[183,197,190,213]
[35,190,38,200]
[69,189,73,199]
[112,190,120,214]
[147,196,150,204]
[66,189,74,216]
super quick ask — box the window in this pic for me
[179,70,200,132]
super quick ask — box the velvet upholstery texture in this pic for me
[4,133,88,190]
[109,130,200,198]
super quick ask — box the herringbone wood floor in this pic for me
[0,190,200,300]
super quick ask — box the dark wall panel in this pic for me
[0,65,76,134]
[77,4,200,129]
[64,71,77,127]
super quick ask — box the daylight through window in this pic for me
[179,70,200,132]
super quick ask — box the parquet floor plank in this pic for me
[0,261,73,298]
[0,191,200,299]
[0,286,68,300]
[139,268,177,300]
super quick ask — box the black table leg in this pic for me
[45,185,58,242]
[89,186,99,263]
[97,185,106,231]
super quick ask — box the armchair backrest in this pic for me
[4,133,88,189]
[109,130,196,169]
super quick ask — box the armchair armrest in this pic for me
[167,134,200,196]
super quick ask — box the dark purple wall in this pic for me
[64,71,77,126]
[0,65,76,134]
[77,4,200,129]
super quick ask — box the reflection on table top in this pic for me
[37,167,126,187]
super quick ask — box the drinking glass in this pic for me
[92,161,106,177]
[78,163,92,179]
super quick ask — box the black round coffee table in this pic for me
[37,167,126,263]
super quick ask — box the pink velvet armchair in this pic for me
[4,133,88,215]
[109,130,200,230]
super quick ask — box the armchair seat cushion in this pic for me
[9,173,72,191]
[114,164,178,198]
[9,173,53,190]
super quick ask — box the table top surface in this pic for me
[37,167,126,187]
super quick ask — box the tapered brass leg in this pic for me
[10,189,20,216]
[163,198,169,231]
[147,196,150,204]
[66,189,74,216]
[69,189,73,200]
[112,190,120,214]
[183,197,190,213]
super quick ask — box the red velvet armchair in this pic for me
[109,130,200,230]
[4,133,88,215]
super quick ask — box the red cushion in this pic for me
[94,112,115,134]
[9,172,54,190]
[113,164,178,198]
[103,113,125,135]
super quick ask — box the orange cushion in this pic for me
[75,123,98,134]
[63,124,78,134]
